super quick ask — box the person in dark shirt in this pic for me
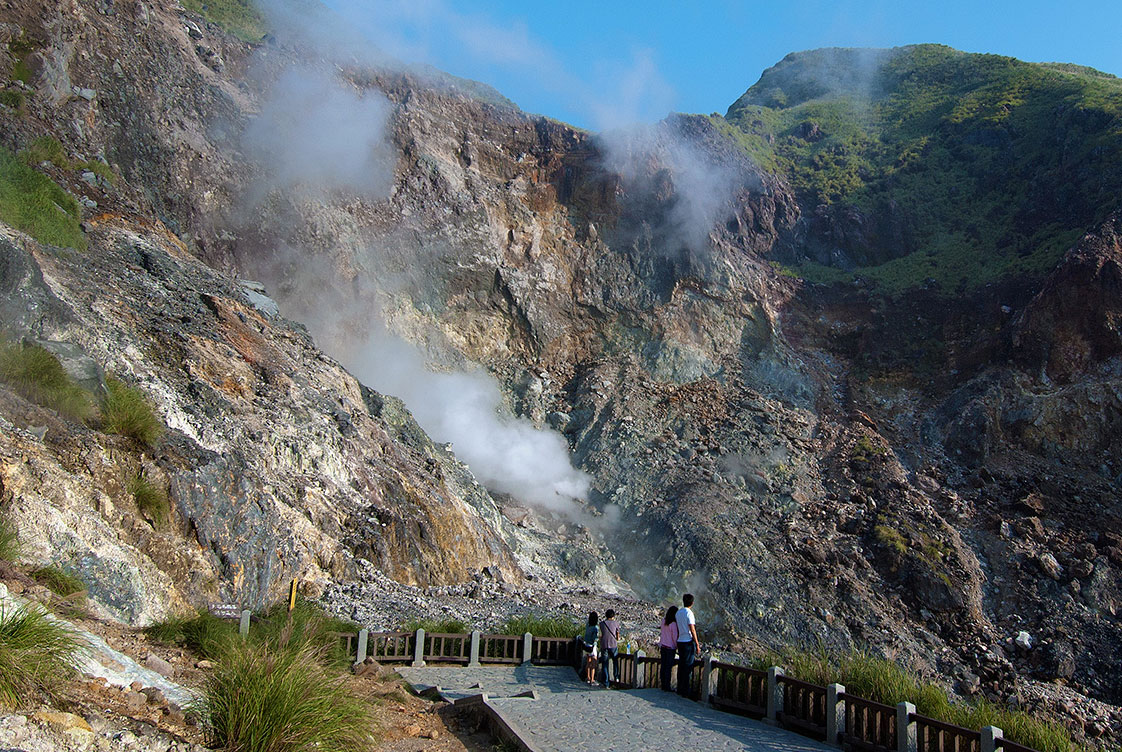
[581,611,599,685]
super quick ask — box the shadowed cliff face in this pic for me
[2,0,1122,727]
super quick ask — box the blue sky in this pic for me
[323,0,1122,130]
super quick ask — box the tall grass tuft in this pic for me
[102,377,163,448]
[499,615,581,638]
[127,471,169,526]
[30,565,86,597]
[0,340,92,421]
[0,603,86,707]
[198,631,377,752]
[257,597,359,668]
[145,611,236,660]
[0,514,19,562]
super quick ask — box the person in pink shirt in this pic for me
[659,606,679,691]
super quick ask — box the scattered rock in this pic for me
[1015,631,1034,651]
[145,653,175,679]
[1039,553,1063,580]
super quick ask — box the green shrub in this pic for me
[181,0,266,42]
[0,340,92,421]
[102,377,163,447]
[198,635,377,752]
[0,147,85,250]
[146,611,237,660]
[127,471,169,526]
[499,615,581,638]
[0,514,18,563]
[0,603,86,707]
[30,565,85,597]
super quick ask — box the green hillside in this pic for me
[720,44,1122,293]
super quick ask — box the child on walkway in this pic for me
[659,606,679,691]
[581,611,599,685]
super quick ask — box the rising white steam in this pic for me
[241,67,396,200]
[346,333,592,514]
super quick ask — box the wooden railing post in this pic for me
[354,628,369,666]
[826,684,845,747]
[239,609,251,640]
[635,650,646,688]
[522,632,533,665]
[981,726,1003,752]
[468,630,481,667]
[766,666,785,723]
[412,628,426,667]
[897,702,917,752]
[701,655,716,703]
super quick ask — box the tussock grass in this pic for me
[0,603,86,707]
[499,615,581,638]
[102,377,163,447]
[258,597,359,667]
[128,471,169,526]
[752,646,1074,752]
[30,565,85,597]
[0,514,19,562]
[0,340,93,421]
[0,147,85,250]
[198,630,377,752]
[145,611,237,660]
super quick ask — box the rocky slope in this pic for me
[1,0,1121,744]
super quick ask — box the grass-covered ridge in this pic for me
[181,0,266,42]
[0,147,85,250]
[722,44,1122,293]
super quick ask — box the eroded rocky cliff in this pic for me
[1,0,1121,741]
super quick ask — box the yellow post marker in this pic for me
[288,578,297,612]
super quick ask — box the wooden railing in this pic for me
[352,626,1043,752]
[423,632,471,664]
[711,662,767,717]
[844,693,897,752]
[914,713,980,752]
[531,636,578,666]
[369,631,414,663]
[481,633,522,664]
[777,674,827,741]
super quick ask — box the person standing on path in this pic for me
[675,593,700,697]
[659,606,679,691]
[599,609,621,687]
[581,612,599,685]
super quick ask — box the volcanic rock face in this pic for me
[2,0,1122,734]
[0,219,516,621]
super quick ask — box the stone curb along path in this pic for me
[399,665,836,752]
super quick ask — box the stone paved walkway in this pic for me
[398,665,835,752]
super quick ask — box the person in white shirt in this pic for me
[675,593,700,696]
